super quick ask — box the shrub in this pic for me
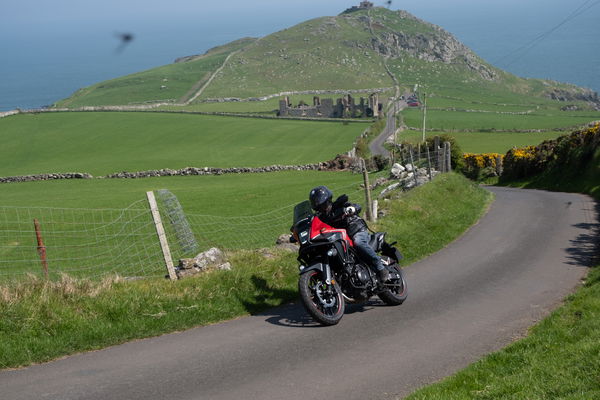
[500,123,600,181]
[463,153,503,180]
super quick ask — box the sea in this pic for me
[1,1,599,112]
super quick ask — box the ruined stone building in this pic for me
[278,94,382,118]
[343,1,374,14]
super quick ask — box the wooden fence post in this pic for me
[146,191,177,281]
[33,219,48,280]
[426,146,433,181]
[361,159,373,222]
[372,200,378,222]
[409,150,418,187]
[446,142,452,172]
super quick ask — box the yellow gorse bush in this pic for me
[462,153,503,179]
[501,123,600,180]
[510,146,536,160]
[463,153,503,168]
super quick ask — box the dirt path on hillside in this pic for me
[184,50,241,105]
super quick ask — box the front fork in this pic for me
[299,262,333,285]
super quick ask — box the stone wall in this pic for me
[201,87,392,103]
[0,158,362,184]
[0,173,92,184]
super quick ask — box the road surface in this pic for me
[1,187,597,400]
[370,99,406,157]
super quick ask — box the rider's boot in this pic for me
[377,267,390,283]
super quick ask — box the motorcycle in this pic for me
[291,199,407,326]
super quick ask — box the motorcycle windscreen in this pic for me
[293,201,313,226]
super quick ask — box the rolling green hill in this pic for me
[55,7,597,110]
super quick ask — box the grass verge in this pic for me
[0,173,491,369]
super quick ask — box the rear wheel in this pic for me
[299,270,345,325]
[378,264,408,305]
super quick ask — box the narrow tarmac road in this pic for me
[1,187,597,400]
[370,99,406,157]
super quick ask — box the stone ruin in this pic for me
[343,1,374,13]
[278,94,382,118]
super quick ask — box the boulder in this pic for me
[379,182,402,197]
[217,262,232,271]
[175,247,230,279]
[177,258,195,270]
[194,247,226,271]
[275,234,292,245]
[390,163,406,178]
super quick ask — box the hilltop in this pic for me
[55,7,598,109]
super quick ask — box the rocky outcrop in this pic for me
[545,87,599,106]
[369,31,497,81]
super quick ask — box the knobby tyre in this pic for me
[378,264,408,305]
[298,270,345,326]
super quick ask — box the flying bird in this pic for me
[385,0,392,8]
[114,32,134,53]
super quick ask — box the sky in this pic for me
[2,0,586,33]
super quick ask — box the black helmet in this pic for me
[309,186,333,212]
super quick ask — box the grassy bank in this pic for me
[0,173,492,369]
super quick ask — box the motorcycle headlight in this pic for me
[327,248,338,257]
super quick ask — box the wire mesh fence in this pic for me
[0,200,166,281]
[178,181,369,252]
[0,179,368,282]
[390,139,452,174]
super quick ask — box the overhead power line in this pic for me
[494,0,600,68]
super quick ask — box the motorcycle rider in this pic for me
[309,185,390,283]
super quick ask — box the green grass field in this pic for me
[402,107,600,132]
[398,130,567,154]
[0,170,370,280]
[396,89,600,153]
[0,112,365,176]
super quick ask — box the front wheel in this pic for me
[378,264,408,305]
[299,270,345,326]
